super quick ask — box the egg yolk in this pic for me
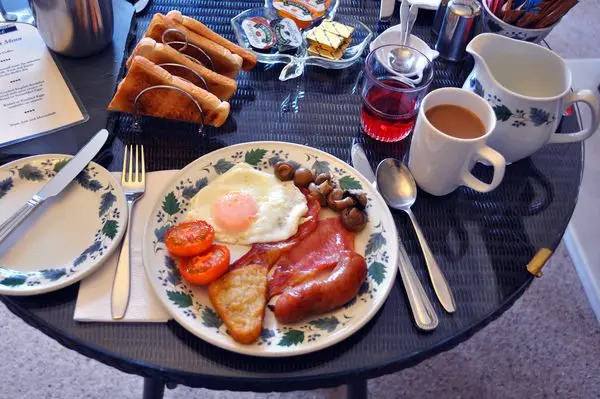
[212,192,258,232]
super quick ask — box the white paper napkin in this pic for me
[74,170,178,322]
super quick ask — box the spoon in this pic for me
[399,0,410,46]
[352,143,438,331]
[403,4,419,47]
[387,47,424,88]
[386,3,424,86]
[388,47,417,76]
[376,158,457,313]
[387,47,428,86]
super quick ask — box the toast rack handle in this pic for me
[161,28,215,72]
[132,85,205,134]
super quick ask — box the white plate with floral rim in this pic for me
[0,155,127,295]
[142,142,398,357]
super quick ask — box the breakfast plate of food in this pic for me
[143,142,398,356]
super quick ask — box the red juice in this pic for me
[361,79,419,142]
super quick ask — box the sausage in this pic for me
[274,251,367,323]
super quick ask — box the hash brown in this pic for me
[208,264,267,344]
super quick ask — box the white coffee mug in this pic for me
[408,88,506,196]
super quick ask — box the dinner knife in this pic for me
[0,129,109,245]
[351,143,439,331]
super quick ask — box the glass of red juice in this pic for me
[361,45,434,142]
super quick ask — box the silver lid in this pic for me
[431,0,452,35]
[435,0,482,62]
[449,0,481,17]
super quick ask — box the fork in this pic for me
[111,145,145,320]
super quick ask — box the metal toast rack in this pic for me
[132,28,215,134]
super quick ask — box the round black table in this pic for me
[0,1,584,398]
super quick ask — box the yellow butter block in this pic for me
[320,20,354,39]
[308,39,350,60]
[310,37,351,52]
[306,27,344,51]
[308,44,335,59]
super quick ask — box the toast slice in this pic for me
[127,37,238,101]
[145,13,242,79]
[208,264,267,345]
[108,56,230,127]
[167,10,257,71]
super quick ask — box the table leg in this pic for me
[347,379,368,399]
[143,378,165,399]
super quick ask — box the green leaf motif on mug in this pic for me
[0,275,27,286]
[493,104,513,122]
[530,108,551,126]
[487,19,503,33]
[40,268,67,281]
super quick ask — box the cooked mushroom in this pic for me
[327,189,356,211]
[308,182,327,205]
[341,207,368,232]
[294,167,314,187]
[318,180,334,196]
[327,189,344,208]
[274,161,296,181]
[308,181,335,205]
[355,192,368,207]
[314,173,332,185]
[346,191,368,210]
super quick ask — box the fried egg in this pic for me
[186,162,308,245]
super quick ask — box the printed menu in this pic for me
[0,23,86,147]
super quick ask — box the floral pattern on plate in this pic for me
[0,155,127,294]
[143,142,398,357]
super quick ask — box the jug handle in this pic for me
[549,89,600,144]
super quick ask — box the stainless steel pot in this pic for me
[0,0,113,57]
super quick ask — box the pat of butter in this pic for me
[306,27,344,51]
[308,38,350,60]
[320,20,354,39]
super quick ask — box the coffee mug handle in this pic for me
[549,89,600,144]
[461,146,506,193]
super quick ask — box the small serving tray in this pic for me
[231,4,373,81]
